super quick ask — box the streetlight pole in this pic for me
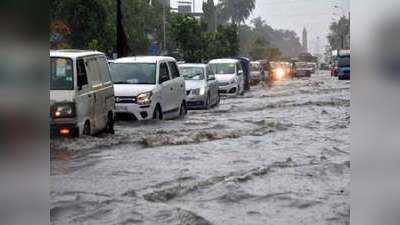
[163,1,167,53]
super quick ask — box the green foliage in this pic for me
[52,0,110,52]
[327,16,350,50]
[218,0,255,25]
[168,14,239,62]
[202,0,217,32]
[239,17,303,60]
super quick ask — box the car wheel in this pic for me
[179,102,187,118]
[106,113,115,134]
[205,93,211,109]
[153,105,162,120]
[83,121,91,136]
[215,93,220,106]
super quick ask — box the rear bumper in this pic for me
[294,70,311,77]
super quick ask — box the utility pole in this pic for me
[162,1,167,53]
[116,0,128,58]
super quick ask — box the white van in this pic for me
[208,58,245,95]
[50,50,115,137]
[109,56,187,120]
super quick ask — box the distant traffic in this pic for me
[50,49,350,138]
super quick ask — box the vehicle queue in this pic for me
[50,49,345,138]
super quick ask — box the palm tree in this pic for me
[219,0,256,26]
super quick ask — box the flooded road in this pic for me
[51,71,350,225]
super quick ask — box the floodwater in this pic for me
[51,71,350,225]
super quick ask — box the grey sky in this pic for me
[249,0,350,54]
[177,0,350,54]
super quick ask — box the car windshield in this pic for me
[50,57,74,90]
[110,63,156,84]
[210,63,235,74]
[179,67,205,80]
[338,57,350,67]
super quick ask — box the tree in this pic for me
[238,17,303,59]
[168,14,239,62]
[52,0,109,51]
[218,0,256,26]
[202,0,217,32]
[327,16,350,50]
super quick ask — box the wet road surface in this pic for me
[51,71,350,225]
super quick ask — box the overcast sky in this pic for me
[176,0,350,55]
[248,0,350,54]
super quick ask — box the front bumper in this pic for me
[115,103,154,120]
[338,73,350,80]
[50,118,79,137]
[294,70,312,77]
[186,94,207,109]
[218,82,238,95]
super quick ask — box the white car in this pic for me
[178,63,220,109]
[109,56,187,120]
[50,50,115,137]
[208,58,245,95]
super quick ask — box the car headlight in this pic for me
[137,91,153,105]
[199,87,206,96]
[275,68,285,79]
[51,102,76,118]
[230,78,237,84]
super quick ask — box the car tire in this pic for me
[83,121,91,136]
[205,93,211,109]
[215,93,220,106]
[106,113,115,134]
[153,105,162,120]
[179,102,187,118]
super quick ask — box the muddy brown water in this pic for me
[51,71,350,225]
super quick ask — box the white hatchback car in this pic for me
[109,56,187,120]
[208,58,245,95]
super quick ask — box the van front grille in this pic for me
[115,96,137,104]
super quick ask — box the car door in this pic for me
[84,56,103,131]
[206,65,218,103]
[96,55,115,127]
[167,61,184,109]
[76,57,95,133]
[158,61,174,112]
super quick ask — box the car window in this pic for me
[77,59,88,89]
[237,63,243,74]
[209,63,235,74]
[85,57,102,88]
[168,61,180,79]
[159,62,170,83]
[110,63,156,84]
[50,57,74,90]
[96,56,112,83]
[179,66,205,80]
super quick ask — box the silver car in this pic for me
[178,64,220,109]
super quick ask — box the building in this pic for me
[170,0,203,16]
[302,27,308,53]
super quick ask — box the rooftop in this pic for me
[50,49,104,58]
[113,56,176,64]
[208,58,239,64]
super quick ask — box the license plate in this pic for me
[116,106,128,111]
[298,71,305,75]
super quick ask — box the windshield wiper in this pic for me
[113,81,131,84]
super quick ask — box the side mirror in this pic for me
[159,75,169,84]
[238,70,243,76]
[208,75,215,81]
